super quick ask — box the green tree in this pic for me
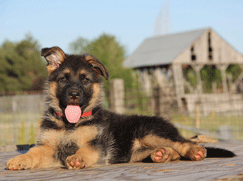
[69,34,134,93]
[0,41,23,92]
[0,34,47,93]
[69,37,90,54]
[183,66,197,88]
[200,65,222,92]
[226,64,242,81]
[184,65,242,93]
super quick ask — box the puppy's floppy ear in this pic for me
[85,55,110,80]
[41,46,65,74]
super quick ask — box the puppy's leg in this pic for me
[130,146,181,163]
[142,135,206,161]
[65,145,100,169]
[130,147,155,163]
[7,145,58,170]
[130,137,180,163]
[171,142,206,161]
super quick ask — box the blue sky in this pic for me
[0,0,243,55]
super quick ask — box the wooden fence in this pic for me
[111,79,243,141]
[1,79,243,146]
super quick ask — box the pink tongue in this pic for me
[65,105,82,123]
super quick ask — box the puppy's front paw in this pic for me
[65,154,86,169]
[7,154,34,170]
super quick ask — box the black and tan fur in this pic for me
[6,47,235,170]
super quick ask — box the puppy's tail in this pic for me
[205,147,236,158]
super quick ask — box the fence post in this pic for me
[154,86,160,117]
[109,79,124,114]
[195,104,200,129]
[153,85,173,121]
[12,97,18,145]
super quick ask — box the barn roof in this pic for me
[124,28,209,68]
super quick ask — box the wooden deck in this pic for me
[0,142,242,181]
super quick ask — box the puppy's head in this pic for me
[41,46,109,123]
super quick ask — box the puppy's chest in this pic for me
[42,125,99,165]
[65,126,98,147]
[40,125,99,149]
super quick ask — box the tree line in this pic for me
[0,33,241,94]
[0,33,134,94]
[0,34,47,93]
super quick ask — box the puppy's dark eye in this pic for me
[59,76,67,83]
[84,77,90,82]
[80,74,90,83]
[82,77,90,84]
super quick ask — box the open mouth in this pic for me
[65,104,82,124]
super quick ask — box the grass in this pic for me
[0,113,40,146]
[125,100,243,141]
[172,113,243,140]
[124,90,153,116]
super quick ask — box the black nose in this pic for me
[69,91,80,99]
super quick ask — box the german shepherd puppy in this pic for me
[6,47,235,170]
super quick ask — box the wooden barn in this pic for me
[124,28,243,116]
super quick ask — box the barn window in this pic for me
[191,46,196,61]
[208,32,213,60]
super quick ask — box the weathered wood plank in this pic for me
[0,142,242,181]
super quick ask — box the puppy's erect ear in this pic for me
[41,46,65,74]
[85,55,109,80]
